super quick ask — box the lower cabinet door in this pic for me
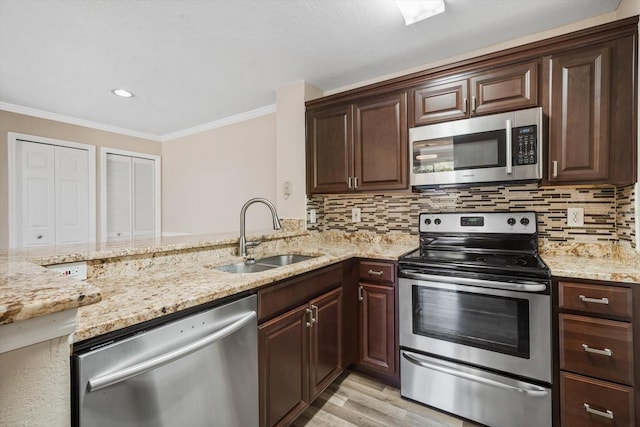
[259,304,310,427]
[309,287,343,401]
[358,282,396,375]
[561,371,634,426]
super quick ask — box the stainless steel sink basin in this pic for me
[256,254,316,266]
[214,254,317,273]
[215,263,276,274]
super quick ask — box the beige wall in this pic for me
[161,113,277,234]
[276,81,323,220]
[0,110,161,249]
[0,336,71,427]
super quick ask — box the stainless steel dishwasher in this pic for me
[72,295,258,427]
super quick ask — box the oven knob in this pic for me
[424,218,432,225]
[434,218,441,225]
[507,217,516,226]
[520,217,530,226]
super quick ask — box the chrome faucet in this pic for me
[239,198,282,257]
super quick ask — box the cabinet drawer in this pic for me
[561,372,634,427]
[559,281,632,318]
[559,314,633,385]
[358,261,395,284]
[258,264,342,322]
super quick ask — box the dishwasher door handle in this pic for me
[88,311,256,392]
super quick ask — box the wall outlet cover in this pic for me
[309,209,317,224]
[567,207,584,227]
[352,207,361,223]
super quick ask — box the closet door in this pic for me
[104,151,159,241]
[55,146,90,244]
[15,141,55,247]
[132,157,155,238]
[106,154,132,240]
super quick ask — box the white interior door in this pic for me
[15,140,55,247]
[55,145,90,244]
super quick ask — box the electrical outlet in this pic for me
[352,207,361,223]
[567,207,584,227]
[309,209,317,224]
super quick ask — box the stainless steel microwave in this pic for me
[410,107,543,188]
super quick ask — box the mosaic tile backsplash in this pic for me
[307,183,636,249]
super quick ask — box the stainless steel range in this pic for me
[398,211,552,427]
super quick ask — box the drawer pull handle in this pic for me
[368,270,384,276]
[311,305,318,324]
[579,295,609,305]
[358,286,364,302]
[583,403,614,419]
[582,344,613,357]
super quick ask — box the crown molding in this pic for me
[0,102,277,142]
[159,104,277,142]
[0,102,162,141]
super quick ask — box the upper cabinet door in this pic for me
[412,79,468,126]
[545,35,636,185]
[354,92,408,191]
[306,105,353,194]
[469,61,538,116]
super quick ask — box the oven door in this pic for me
[399,272,551,383]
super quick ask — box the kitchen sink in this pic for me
[254,254,316,266]
[214,254,317,273]
[215,263,277,274]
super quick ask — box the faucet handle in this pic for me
[246,239,262,249]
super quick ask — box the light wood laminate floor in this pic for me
[293,371,482,427]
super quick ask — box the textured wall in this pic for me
[308,183,636,249]
[0,337,71,426]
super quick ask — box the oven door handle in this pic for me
[400,271,547,292]
[401,351,549,397]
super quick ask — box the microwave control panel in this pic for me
[513,125,537,165]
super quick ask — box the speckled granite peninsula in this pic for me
[2,222,640,343]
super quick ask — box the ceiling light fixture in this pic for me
[396,0,445,26]
[112,88,134,98]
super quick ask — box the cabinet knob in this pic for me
[37,235,43,239]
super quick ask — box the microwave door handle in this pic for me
[505,119,513,174]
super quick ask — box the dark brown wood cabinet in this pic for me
[306,91,408,194]
[411,61,538,126]
[257,264,344,427]
[355,260,399,385]
[555,278,639,426]
[544,34,637,185]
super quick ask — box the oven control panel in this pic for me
[419,212,537,234]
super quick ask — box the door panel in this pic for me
[55,146,89,244]
[16,141,55,247]
[309,287,343,401]
[258,305,309,427]
[547,44,611,182]
[306,105,353,193]
[354,93,408,191]
[359,283,395,375]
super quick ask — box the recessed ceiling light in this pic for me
[112,88,134,98]
[396,0,445,26]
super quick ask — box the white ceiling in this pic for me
[0,0,621,140]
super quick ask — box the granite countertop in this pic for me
[3,226,640,344]
[74,235,417,342]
